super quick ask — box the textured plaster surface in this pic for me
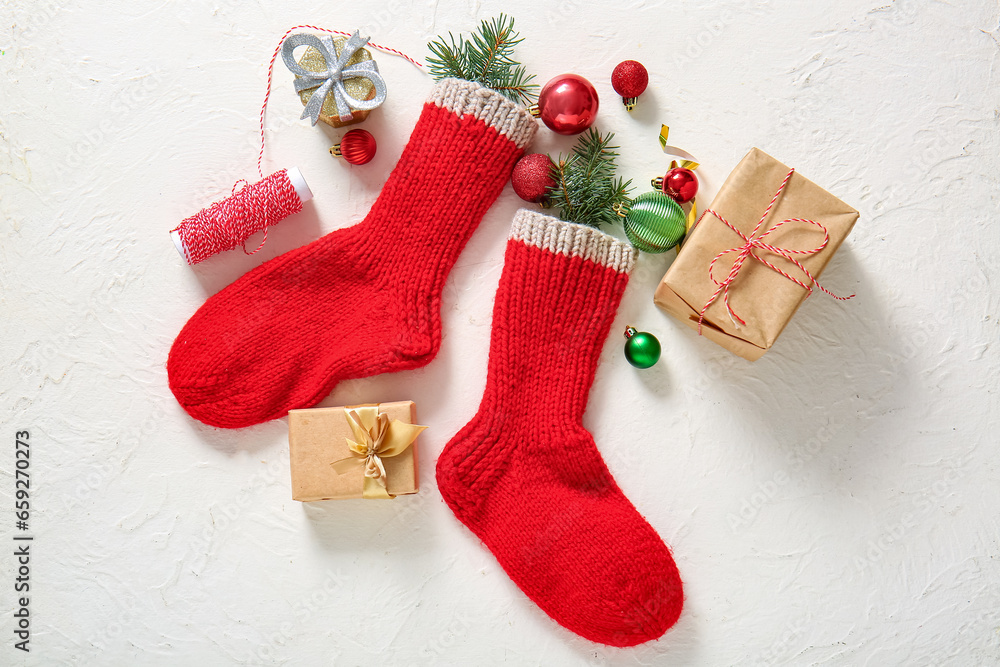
[1,0,999,665]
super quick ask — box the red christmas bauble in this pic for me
[611,60,648,98]
[511,153,556,203]
[331,129,377,165]
[661,167,698,204]
[538,74,599,135]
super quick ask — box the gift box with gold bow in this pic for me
[288,402,426,501]
[653,148,858,361]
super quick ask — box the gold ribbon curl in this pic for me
[658,125,700,170]
[658,125,701,246]
[330,406,427,499]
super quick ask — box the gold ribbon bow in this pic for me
[330,406,426,499]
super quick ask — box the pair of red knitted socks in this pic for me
[168,78,682,646]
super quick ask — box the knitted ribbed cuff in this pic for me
[509,209,636,275]
[428,78,538,150]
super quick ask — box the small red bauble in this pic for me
[330,129,377,165]
[511,153,556,203]
[611,60,648,111]
[659,167,698,204]
[537,73,599,135]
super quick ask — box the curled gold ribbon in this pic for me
[330,406,426,499]
[657,127,701,250]
[685,198,698,234]
[658,125,700,170]
[281,31,387,126]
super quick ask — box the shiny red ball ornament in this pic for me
[330,129,377,165]
[611,60,648,111]
[658,167,699,204]
[537,73,599,135]
[511,153,556,203]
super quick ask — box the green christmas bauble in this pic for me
[623,326,661,369]
[622,191,686,253]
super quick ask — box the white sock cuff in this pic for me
[509,209,636,274]
[428,78,538,150]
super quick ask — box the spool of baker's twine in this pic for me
[169,168,313,265]
[169,25,422,265]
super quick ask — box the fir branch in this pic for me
[546,129,633,229]
[426,14,537,105]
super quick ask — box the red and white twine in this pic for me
[173,26,422,265]
[697,168,854,333]
[172,170,303,265]
[258,24,423,177]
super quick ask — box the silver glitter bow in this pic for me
[281,31,387,126]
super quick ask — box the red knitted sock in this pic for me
[436,210,684,647]
[168,79,537,428]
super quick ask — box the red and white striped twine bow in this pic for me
[697,168,854,334]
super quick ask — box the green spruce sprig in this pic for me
[426,14,537,105]
[547,129,633,229]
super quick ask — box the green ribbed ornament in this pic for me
[622,191,686,253]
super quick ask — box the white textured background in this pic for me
[2,0,999,665]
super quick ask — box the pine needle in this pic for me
[546,129,633,229]
[426,14,537,105]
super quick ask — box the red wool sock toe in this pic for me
[168,79,537,428]
[436,210,684,647]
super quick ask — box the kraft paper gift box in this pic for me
[288,401,425,501]
[654,148,858,361]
